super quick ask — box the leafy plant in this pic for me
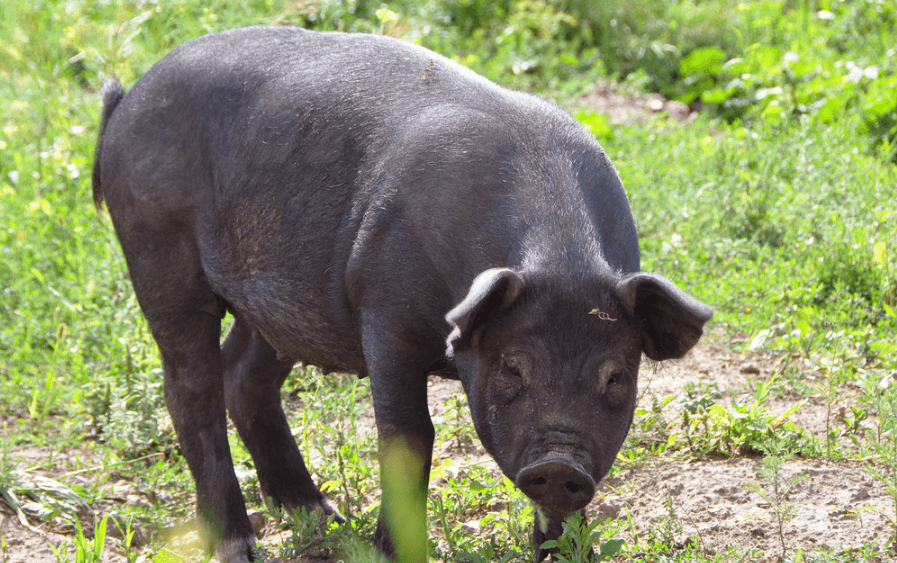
[112,516,141,563]
[674,0,897,153]
[627,495,704,559]
[51,516,108,563]
[73,515,109,563]
[745,439,809,561]
[630,391,677,454]
[565,0,743,94]
[265,504,345,559]
[539,512,625,563]
[680,386,807,457]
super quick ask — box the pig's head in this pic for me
[446,268,712,521]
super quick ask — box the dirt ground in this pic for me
[596,343,895,561]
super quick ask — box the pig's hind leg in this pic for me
[222,318,345,522]
[117,237,257,562]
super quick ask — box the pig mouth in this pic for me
[515,450,596,522]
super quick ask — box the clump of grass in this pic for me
[619,496,708,561]
[677,378,809,458]
[0,449,92,534]
[50,515,108,563]
[111,516,141,563]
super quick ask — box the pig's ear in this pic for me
[616,273,713,361]
[446,268,525,356]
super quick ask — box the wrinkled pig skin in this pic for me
[92,26,712,562]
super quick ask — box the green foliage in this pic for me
[263,504,347,560]
[73,515,109,563]
[573,110,614,139]
[539,512,625,563]
[623,496,708,560]
[49,516,109,563]
[609,115,897,374]
[680,387,810,457]
[630,391,678,453]
[112,516,141,563]
[745,439,810,560]
[422,0,604,94]
[674,1,897,154]
[565,0,743,92]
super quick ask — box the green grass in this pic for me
[1,0,896,561]
[605,115,897,366]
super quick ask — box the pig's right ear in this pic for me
[445,268,525,357]
[616,272,713,361]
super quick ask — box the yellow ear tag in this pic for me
[588,308,618,321]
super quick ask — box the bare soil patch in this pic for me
[574,80,691,124]
[604,343,894,561]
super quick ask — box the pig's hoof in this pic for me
[321,497,346,524]
[217,535,257,563]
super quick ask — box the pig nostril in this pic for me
[516,456,596,520]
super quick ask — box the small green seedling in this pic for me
[745,439,808,560]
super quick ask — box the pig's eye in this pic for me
[493,354,527,402]
[501,360,523,379]
[499,354,529,380]
[605,371,629,406]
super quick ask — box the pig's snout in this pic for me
[516,452,596,520]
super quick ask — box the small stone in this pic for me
[596,501,620,520]
[248,510,267,535]
[126,494,150,509]
[113,480,138,498]
[665,101,690,121]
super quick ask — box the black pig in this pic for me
[92,26,712,562]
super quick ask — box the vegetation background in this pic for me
[1,0,895,562]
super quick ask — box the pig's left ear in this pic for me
[616,273,713,361]
[445,268,525,357]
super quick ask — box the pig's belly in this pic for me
[207,263,368,374]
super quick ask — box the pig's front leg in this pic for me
[362,319,436,562]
